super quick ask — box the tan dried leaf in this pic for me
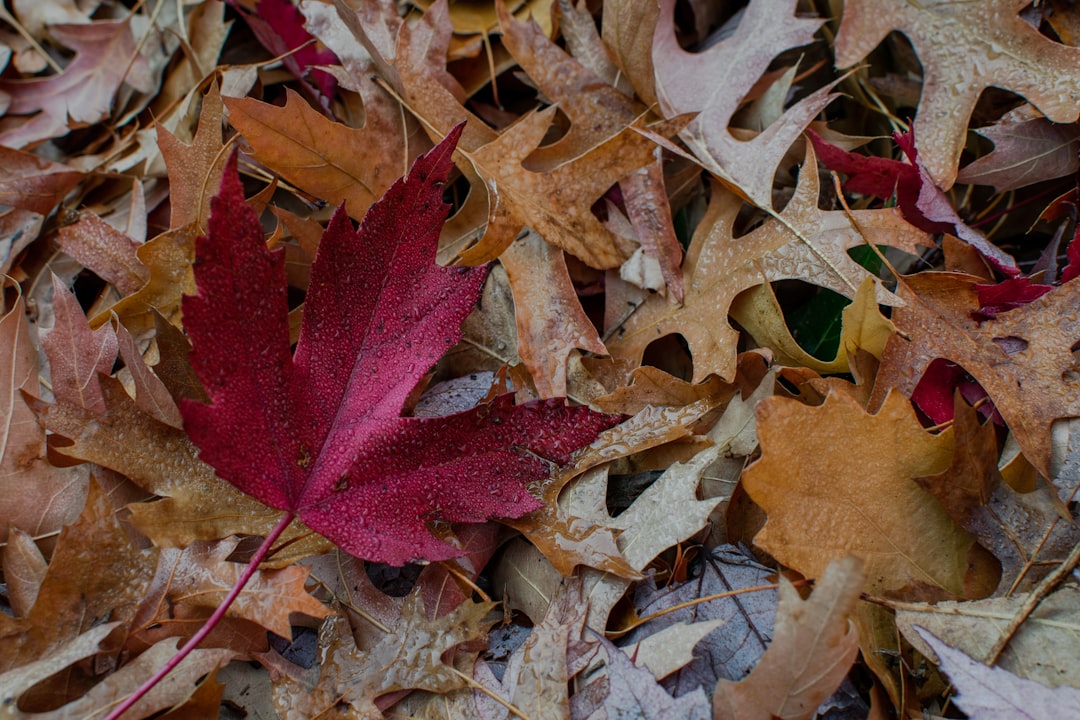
[713,557,864,720]
[134,539,329,641]
[158,81,227,231]
[392,2,658,269]
[273,596,496,717]
[226,86,413,222]
[1,480,157,673]
[871,272,1080,477]
[606,146,927,383]
[39,274,117,415]
[36,376,327,561]
[500,230,607,398]
[835,0,1080,188]
[0,284,87,544]
[897,587,1080,690]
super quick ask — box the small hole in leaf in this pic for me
[992,336,1028,355]
[442,172,471,215]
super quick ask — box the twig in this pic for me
[985,538,1080,665]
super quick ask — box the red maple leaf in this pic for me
[180,126,619,565]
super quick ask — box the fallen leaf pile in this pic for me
[3,0,1080,717]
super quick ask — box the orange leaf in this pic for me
[743,390,972,598]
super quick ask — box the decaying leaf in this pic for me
[571,633,711,720]
[957,115,1080,192]
[226,88,412,222]
[623,546,778,697]
[1,480,157,673]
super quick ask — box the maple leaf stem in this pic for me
[102,511,296,720]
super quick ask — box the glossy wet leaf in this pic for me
[182,129,618,564]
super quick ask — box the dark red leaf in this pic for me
[230,0,338,101]
[911,359,1001,426]
[180,126,619,565]
[1063,227,1080,283]
[806,129,920,205]
[973,277,1053,320]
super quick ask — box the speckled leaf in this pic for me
[0,480,157,673]
[1,284,87,544]
[606,145,929,383]
[743,390,973,597]
[136,539,329,640]
[653,0,838,206]
[916,627,1080,720]
[35,376,324,563]
[713,557,864,720]
[835,0,1080,189]
[157,81,226,231]
[272,595,495,717]
[870,272,1080,477]
[181,129,618,565]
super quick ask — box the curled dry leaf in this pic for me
[653,0,838,205]
[713,557,864,720]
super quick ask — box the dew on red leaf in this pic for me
[180,125,620,565]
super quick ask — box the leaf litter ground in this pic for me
[4,0,1080,718]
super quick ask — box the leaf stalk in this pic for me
[101,511,295,720]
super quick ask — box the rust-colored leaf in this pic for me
[743,390,972,598]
